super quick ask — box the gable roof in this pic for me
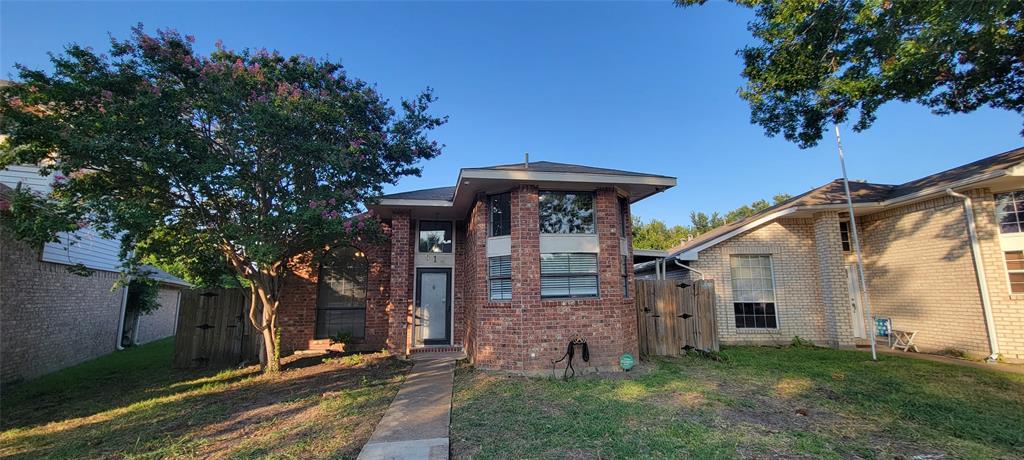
[666,146,1024,261]
[370,160,676,219]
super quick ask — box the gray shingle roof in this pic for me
[668,146,1024,257]
[379,186,456,201]
[138,265,191,288]
[471,160,674,178]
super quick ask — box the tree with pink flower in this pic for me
[0,25,446,373]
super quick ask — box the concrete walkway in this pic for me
[358,352,463,460]
[857,347,1024,374]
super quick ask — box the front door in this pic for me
[847,265,867,338]
[415,268,451,345]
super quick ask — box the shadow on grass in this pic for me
[1,341,410,460]
[450,346,1024,459]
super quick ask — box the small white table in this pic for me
[890,329,919,352]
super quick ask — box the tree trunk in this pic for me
[250,278,282,373]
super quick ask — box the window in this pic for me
[839,221,851,252]
[539,191,595,234]
[316,247,368,339]
[540,253,598,298]
[489,255,512,300]
[489,193,511,237]
[618,196,629,235]
[995,191,1024,233]
[1005,251,1024,294]
[730,255,777,329]
[621,254,630,298]
[418,221,452,253]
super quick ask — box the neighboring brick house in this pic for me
[0,171,188,385]
[637,147,1024,362]
[277,160,675,373]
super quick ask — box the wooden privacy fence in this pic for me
[173,288,262,369]
[636,279,718,357]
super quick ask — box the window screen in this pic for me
[316,247,368,339]
[540,253,598,298]
[489,255,512,300]
[730,255,777,329]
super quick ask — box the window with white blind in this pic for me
[1004,251,1024,294]
[488,255,512,300]
[730,254,777,329]
[316,247,368,339]
[540,253,598,298]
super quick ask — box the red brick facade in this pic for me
[279,186,639,372]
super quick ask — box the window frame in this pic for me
[729,254,779,330]
[995,191,1024,234]
[1004,250,1024,294]
[839,221,851,252]
[417,220,453,254]
[621,254,630,298]
[488,255,512,300]
[488,192,511,237]
[538,191,596,235]
[618,196,629,235]
[540,252,599,299]
[314,247,369,340]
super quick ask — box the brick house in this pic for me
[0,172,189,385]
[277,160,675,372]
[637,147,1024,362]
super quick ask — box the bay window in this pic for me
[539,191,595,234]
[541,252,598,298]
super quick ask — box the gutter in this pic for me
[673,259,704,280]
[946,189,1001,362]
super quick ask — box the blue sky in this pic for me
[3,2,1022,226]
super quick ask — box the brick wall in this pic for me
[813,211,856,347]
[1,229,126,385]
[134,287,182,345]
[471,186,637,372]
[965,190,1024,360]
[386,213,413,355]
[858,194,993,356]
[690,218,832,346]
[277,231,392,355]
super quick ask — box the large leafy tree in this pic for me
[678,0,1024,148]
[633,194,791,249]
[0,27,445,372]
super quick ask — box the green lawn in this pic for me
[1,339,410,459]
[451,346,1024,459]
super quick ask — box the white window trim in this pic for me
[729,254,780,331]
[1003,250,1024,295]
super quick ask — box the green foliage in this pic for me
[677,0,1024,148]
[0,26,445,370]
[0,25,445,283]
[632,194,792,250]
[125,277,161,315]
[329,331,354,346]
[790,335,816,348]
[631,216,692,250]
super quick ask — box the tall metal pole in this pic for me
[834,125,877,361]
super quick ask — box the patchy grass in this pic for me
[1,339,410,459]
[451,346,1024,459]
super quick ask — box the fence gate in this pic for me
[636,279,718,357]
[173,288,262,369]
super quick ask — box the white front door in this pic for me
[847,265,867,338]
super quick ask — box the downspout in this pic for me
[946,189,1000,362]
[114,277,130,350]
[674,259,705,280]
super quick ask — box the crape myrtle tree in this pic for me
[0,26,446,372]
[678,0,1024,148]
